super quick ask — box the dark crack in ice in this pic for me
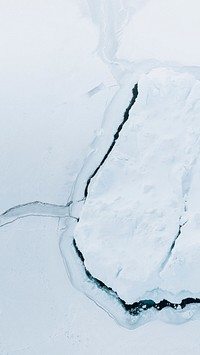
[73,236,200,317]
[84,83,138,198]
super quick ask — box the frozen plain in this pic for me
[1,0,200,354]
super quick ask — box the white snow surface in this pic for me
[118,0,200,66]
[1,0,200,352]
[0,0,115,213]
[75,67,200,303]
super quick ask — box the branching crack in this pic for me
[0,200,72,227]
[2,83,198,321]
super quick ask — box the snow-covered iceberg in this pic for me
[74,68,200,304]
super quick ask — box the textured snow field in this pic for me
[1,0,200,353]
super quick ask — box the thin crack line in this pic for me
[2,200,72,216]
[0,200,73,228]
[160,219,188,272]
[0,215,77,229]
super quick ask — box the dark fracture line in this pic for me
[84,83,138,198]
